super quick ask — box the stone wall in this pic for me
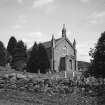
[54,39,76,72]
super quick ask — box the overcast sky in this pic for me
[0,0,105,62]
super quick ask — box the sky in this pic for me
[0,0,105,62]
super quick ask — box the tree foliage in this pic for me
[27,42,39,73]
[38,43,50,73]
[12,40,27,70]
[89,31,105,78]
[0,41,7,66]
[7,36,17,56]
[27,42,50,73]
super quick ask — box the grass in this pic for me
[0,87,99,105]
[0,66,105,105]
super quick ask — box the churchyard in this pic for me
[0,67,105,105]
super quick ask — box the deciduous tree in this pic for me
[89,31,105,78]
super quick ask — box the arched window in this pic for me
[59,57,66,71]
[69,59,72,70]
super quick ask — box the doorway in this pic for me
[59,57,66,71]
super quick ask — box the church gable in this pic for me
[55,38,75,54]
[53,38,76,71]
[54,38,75,58]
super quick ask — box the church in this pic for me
[42,24,78,73]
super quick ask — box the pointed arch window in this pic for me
[69,59,72,70]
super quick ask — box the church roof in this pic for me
[28,37,74,52]
[42,37,75,50]
[28,38,62,52]
[28,25,75,51]
[65,38,75,50]
[40,25,75,49]
[42,38,61,48]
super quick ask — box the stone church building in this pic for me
[42,24,78,73]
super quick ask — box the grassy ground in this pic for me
[0,67,104,105]
[0,88,99,105]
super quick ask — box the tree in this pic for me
[89,31,105,78]
[0,41,7,66]
[12,40,27,70]
[38,43,50,73]
[27,42,50,73]
[7,36,17,56]
[27,42,39,73]
[7,36,17,64]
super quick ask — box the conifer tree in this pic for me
[89,31,105,78]
[27,42,39,73]
[12,40,27,70]
[38,43,50,73]
[7,36,17,56]
[0,41,7,66]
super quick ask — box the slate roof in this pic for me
[42,38,61,48]
[28,38,61,52]
[28,37,74,51]
[42,37,75,50]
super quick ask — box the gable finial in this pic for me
[52,34,54,40]
[73,38,76,49]
[51,34,55,48]
[62,24,66,38]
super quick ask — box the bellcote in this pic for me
[62,24,66,38]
